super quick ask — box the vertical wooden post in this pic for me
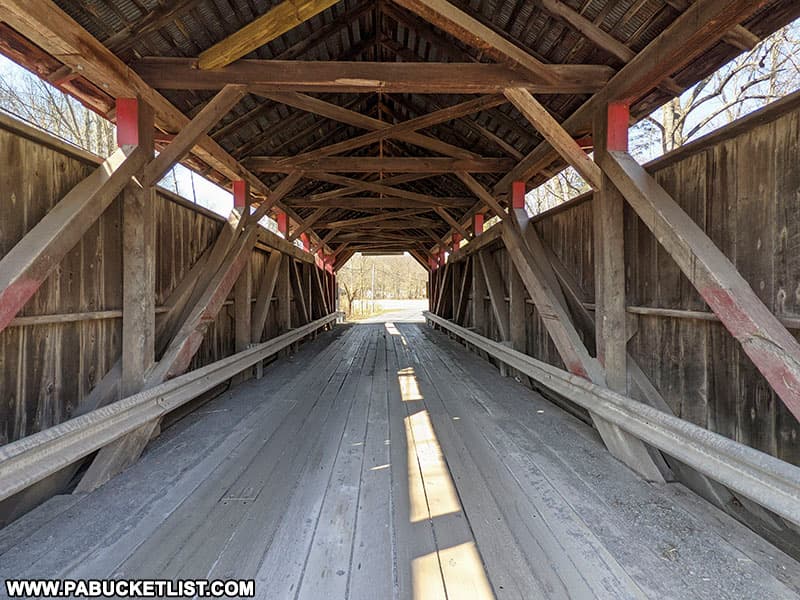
[305,262,314,320]
[121,98,155,397]
[594,102,629,393]
[234,258,253,382]
[277,254,292,333]
[508,256,526,355]
[276,254,292,357]
[450,262,460,320]
[471,254,487,336]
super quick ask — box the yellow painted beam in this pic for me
[198,0,342,70]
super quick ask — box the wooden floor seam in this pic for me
[1,323,798,600]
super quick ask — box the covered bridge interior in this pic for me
[1,0,800,597]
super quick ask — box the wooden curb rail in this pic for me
[0,312,342,502]
[424,311,800,526]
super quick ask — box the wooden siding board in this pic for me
[456,98,800,465]
[0,119,326,447]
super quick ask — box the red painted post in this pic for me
[473,213,484,236]
[439,248,447,266]
[276,211,288,236]
[116,98,139,148]
[512,181,526,210]
[606,102,630,152]
[452,233,462,251]
[233,180,248,210]
[301,233,310,251]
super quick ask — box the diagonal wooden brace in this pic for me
[503,211,664,481]
[0,146,148,336]
[600,150,800,424]
[76,221,260,491]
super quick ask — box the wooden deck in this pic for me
[1,322,798,599]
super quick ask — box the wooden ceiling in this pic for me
[2,0,799,264]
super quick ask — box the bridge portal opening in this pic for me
[336,252,429,322]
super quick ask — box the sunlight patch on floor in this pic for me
[412,542,495,600]
[404,408,461,522]
[398,367,423,402]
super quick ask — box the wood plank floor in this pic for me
[1,323,799,599]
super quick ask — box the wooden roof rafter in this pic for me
[0,0,796,257]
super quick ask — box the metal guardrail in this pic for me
[424,311,800,526]
[0,313,342,502]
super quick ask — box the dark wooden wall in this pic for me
[441,93,800,466]
[0,115,330,446]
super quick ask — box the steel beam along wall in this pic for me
[446,93,800,466]
[0,114,321,446]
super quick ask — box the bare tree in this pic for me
[636,22,800,155]
[526,167,590,215]
[0,61,115,156]
[337,253,428,317]
[527,20,800,214]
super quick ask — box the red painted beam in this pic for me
[233,179,248,210]
[116,98,139,147]
[276,211,288,236]
[473,213,484,236]
[512,181,526,209]
[606,103,630,152]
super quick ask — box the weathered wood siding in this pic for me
[0,116,321,446]
[449,94,800,466]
